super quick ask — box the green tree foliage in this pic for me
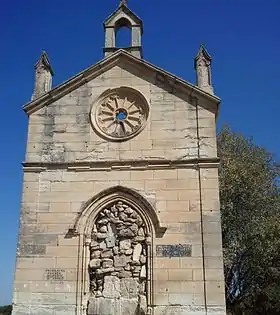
[0,305,12,315]
[218,127,280,315]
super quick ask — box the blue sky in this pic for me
[0,0,279,305]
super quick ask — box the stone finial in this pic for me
[31,51,54,101]
[119,0,128,6]
[194,44,213,94]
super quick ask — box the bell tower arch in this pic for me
[103,1,143,58]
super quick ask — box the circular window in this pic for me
[115,108,128,121]
[91,87,149,141]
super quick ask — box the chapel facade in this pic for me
[12,1,226,314]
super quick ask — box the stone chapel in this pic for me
[12,1,226,314]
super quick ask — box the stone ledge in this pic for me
[22,157,220,173]
[11,304,77,315]
[153,305,226,315]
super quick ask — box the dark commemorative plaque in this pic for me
[45,269,65,282]
[156,244,192,258]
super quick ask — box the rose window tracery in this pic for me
[91,88,149,141]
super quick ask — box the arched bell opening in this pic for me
[115,17,132,48]
[103,3,143,58]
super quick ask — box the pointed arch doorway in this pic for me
[72,186,166,315]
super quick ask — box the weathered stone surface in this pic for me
[120,298,139,315]
[124,207,133,215]
[131,259,141,266]
[102,258,113,268]
[139,294,148,314]
[96,267,115,275]
[119,270,132,278]
[106,223,116,248]
[134,236,145,242]
[91,241,99,249]
[88,200,149,309]
[132,266,141,273]
[130,224,139,235]
[19,244,46,256]
[125,248,133,255]
[87,297,119,315]
[153,305,207,315]
[113,246,119,255]
[11,304,56,315]
[119,228,135,238]
[119,213,128,221]
[91,249,101,259]
[119,239,131,250]
[96,232,107,240]
[87,297,141,315]
[127,217,136,223]
[139,281,146,294]
[140,254,146,264]
[99,241,106,249]
[15,21,226,313]
[103,276,121,298]
[120,278,138,298]
[133,243,142,262]
[98,218,108,225]
[101,249,113,258]
[99,225,107,233]
[124,264,131,271]
[114,255,131,267]
[138,227,145,236]
[140,265,146,279]
[95,290,102,297]
[89,259,101,269]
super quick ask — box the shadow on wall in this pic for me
[135,304,145,315]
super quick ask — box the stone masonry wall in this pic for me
[25,63,217,164]
[13,61,225,315]
[87,200,148,314]
[14,167,225,314]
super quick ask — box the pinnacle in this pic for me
[35,51,54,75]
[195,44,212,61]
[120,0,128,6]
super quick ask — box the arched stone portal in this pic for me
[87,200,149,314]
[72,186,166,315]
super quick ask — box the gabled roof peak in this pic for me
[23,49,220,116]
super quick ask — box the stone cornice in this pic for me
[23,49,221,116]
[22,158,220,172]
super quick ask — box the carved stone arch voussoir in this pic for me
[71,186,165,315]
[71,185,167,239]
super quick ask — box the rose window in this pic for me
[91,88,149,141]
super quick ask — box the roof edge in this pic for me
[23,49,220,116]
